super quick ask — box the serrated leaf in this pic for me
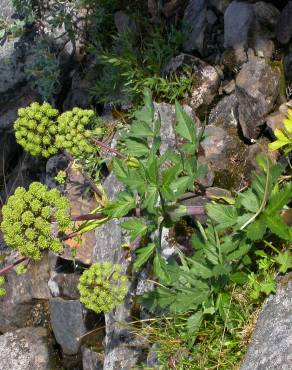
[216,292,230,323]
[120,218,148,241]
[230,272,249,284]
[263,214,292,241]
[274,251,292,273]
[142,184,159,213]
[104,192,136,218]
[124,137,149,157]
[189,259,213,279]
[112,157,128,180]
[153,254,172,284]
[265,183,292,215]
[130,121,154,137]
[133,243,156,270]
[170,176,191,197]
[246,218,267,240]
[226,241,251,262]
[237,189,259,213]
[175,101,197,144]
[206,203,238,229]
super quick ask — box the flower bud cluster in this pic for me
[0,182,71,260]
[78,262,128,314]
[14,102,59,158]
[56,108,97,157]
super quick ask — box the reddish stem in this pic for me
[185,206,205,216]
[0,256,29,275]
[90,137,127,159]
[71,213,106,221]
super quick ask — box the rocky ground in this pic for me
[0,0,291,369]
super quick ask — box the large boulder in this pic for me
[0,327,56,370]
[241,274,292,370]
[276,1,292,45]
[235,57,280,140]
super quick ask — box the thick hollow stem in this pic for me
[90,137,127,159]
[71,213,106,222]
[185,205,205,216]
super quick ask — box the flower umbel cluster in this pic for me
[78,262,128,314]
[0,182,71,260]
[14,102,59,157]
[0,276,6,297]
[56,108,97,157]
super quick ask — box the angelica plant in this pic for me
[55,107,98,157]
[78,262,128,314]
[14,102,59,158]
[0,182,71,260]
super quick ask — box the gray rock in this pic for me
[0,254,51,332]
[183,0,208,54]
[240,274,292,370]
[276,1,292,45]
[284,52,292,81]
[209,0,230,13]
[114,11,131,33]
[200,125,238,168]
[82,347,104,370]
[253,1,280,36]
[0,0,15,24]
[224,1,254,49]
[0,327,54,370]
[49,298,87,355]
[48,272,80,299]
[208,94,238,128]
[0,131,18,181]
[235,57,280,140]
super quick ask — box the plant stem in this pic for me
[185,205,205,216]
[90,137,127,159]
[0,256,29,275]
[71,213,106,222]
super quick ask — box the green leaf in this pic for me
[246,218,267,240]
[263,214,292,241]
[216,293,231,323]
[265,183,292,215]
[130,121,154,137]
[206,203,238,229]
[274,251,292,273]
[189,259,213,279]
[112,157,128,180]
[142,184,159,213]
[133,243,156,270]
[104,192,136,218]
[124,137,149,157]
[153,254,172,284]
[187,311,203,334]
[237,189,259,213]
[120,218,148,241]
[175,101,197,144]
[230,272,249,284]
[170,176,191,197]
[226,241,251,262]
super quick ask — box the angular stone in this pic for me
[82,347,104,370]
[241,273,292,370]
[48,272,80,299]
[276,1,292,45]
[208,94,238,128]
[209,0,230,14]
[224,1,254,49]
[235,57,280,140]
[253,1,280,36]
[0,254,51,332]
[284,52,292,81]
[49,298,87,355]
[0,327,55,370]
[183,0,207,54]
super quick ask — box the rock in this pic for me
[0,36,32,100]
[208,94,238,128]
[224,1,254,50]
[284,52,292,81]
[266,111,285,133]
[253,2,280,36]
[240,273,292,370]
[0,131,18,181]
[146,344,161,369]
[209,0,231,14]
[0,0,15,24]
[183,0,208,54]
[0,327,55,370]
[190,58,220,110]
[221,79,235,94]
[0,254,51,332]
[48,272,80,299]
[153,100,198,154]
[276,1,292,45]
[114,11,132,33]
[235,57,280,140]
[82,347,104,370]
[46,155,98,265]
[49,298,98,355]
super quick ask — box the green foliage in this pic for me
[0,276,6,297]
[26,37,61,102]
[78,262,128,313]
[12,0,34,24]
[0,182,71,260]
[56,107,98,157]
[55,170,67,185]
[14,102,59,158]
[91,27,192,104]
[269,109,292,154]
